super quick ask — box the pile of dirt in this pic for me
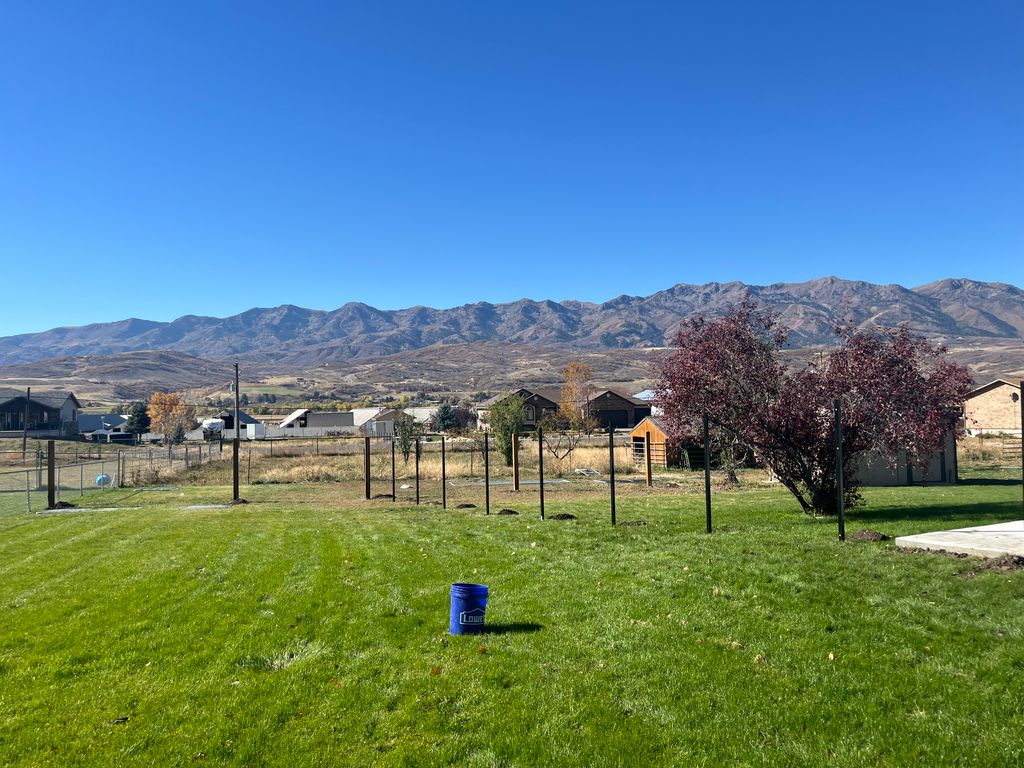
[851,529,889,542]
[967,554,1024,575]
[497,508,519,516]
[549,513,577,521]
[619,520,647,527]
[228,498,248,505]
[456,503,477,509]
[46,501,76,510]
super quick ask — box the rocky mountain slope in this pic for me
[1,277,1022,369]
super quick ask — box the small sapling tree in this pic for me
[393,412,419,462]
[486,394,526,466]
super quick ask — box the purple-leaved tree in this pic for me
[653,299,972,515]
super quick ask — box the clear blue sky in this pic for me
[1,1,1021,336]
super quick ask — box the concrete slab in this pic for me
[896,520,1024,558]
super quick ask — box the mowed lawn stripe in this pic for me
[1,481,1024,765]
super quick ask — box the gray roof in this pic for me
[215,409,259,425]
[480,386,647,408]
[78,413,128,432]
[0,388,80,409]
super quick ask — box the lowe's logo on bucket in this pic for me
[460,608,486,625]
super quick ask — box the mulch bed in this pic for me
[850,529,889,542]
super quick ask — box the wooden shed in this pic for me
[630,416,681,468]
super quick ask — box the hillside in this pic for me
[2,277,1024,368]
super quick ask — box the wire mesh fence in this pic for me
[1,431,719,520]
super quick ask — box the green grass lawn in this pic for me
[2,475,1024,766]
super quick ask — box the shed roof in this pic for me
[279,408,309,428]
[630,416,668,439]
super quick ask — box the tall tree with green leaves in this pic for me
[125,401,150,435]
[431,403,458,433]
[486,394,526,466]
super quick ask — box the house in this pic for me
[963,379,1021,436]
[476,388,560,431]
[477,387,651,431]
[588,389,652,429]
[361,408,436,437]
[78,413,128,434]
[0,389,81,437]
[215,409,259,431]
[279,409,355,429]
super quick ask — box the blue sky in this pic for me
[1,1,1021,336]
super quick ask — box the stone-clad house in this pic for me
[963,379,1021,437]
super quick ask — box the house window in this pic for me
[525,405,536,421]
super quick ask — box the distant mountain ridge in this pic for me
[2,277,1022,367]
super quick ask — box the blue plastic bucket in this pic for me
[449,583,488,635]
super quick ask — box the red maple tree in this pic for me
[653,299,972,515]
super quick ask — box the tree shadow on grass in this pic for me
[957,478,1022,487]
[848,500,1023,527]
[483,622,543,635]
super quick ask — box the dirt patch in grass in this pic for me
[372,493,394,500]
[619,520,647,527]
[851,529,889,542]
[228,498,249,505]
[966,555,1024,575]
[456,503,477,509]
[497,508,519,516]
[549,513,577,521]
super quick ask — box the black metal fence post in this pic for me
[703,412,712,534]
[441,435,447,509]
[645,430,653,487]
[391,437,396,502]
[834,399,845,541]
[415,437,420,505]
[512,432,520,492]
[364,436,371,500]
[609,425,616,526]
[484,432,490,515]
[538,427,545,520]
[46,440,55,509]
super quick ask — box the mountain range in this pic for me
[2,277,1023,368]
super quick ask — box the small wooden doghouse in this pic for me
[630,416,682,468]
